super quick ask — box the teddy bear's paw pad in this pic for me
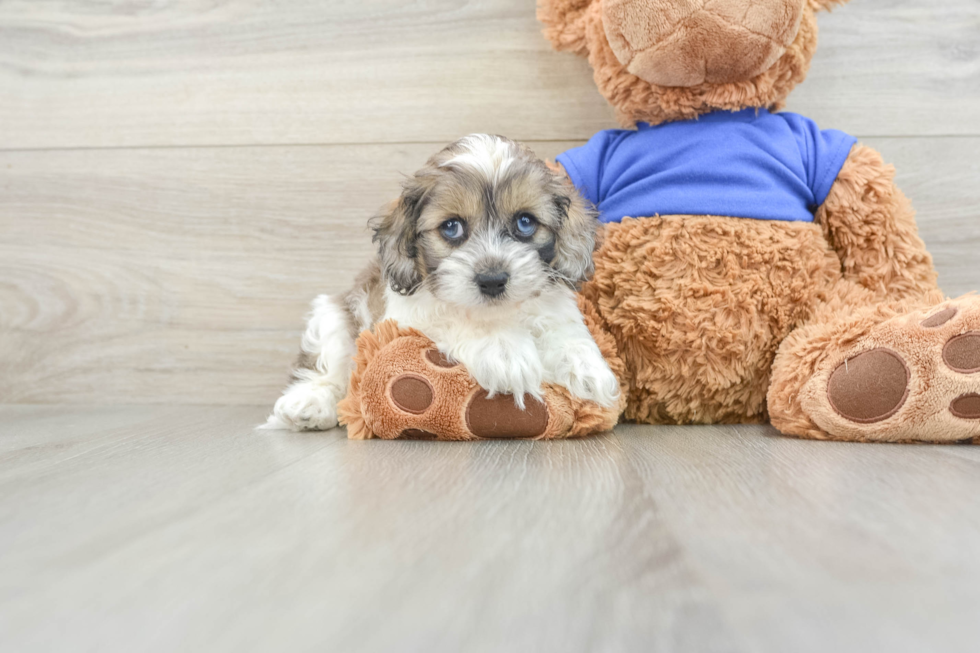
[827,348,910,424]
[399,428,440,440]
[465,390,549,439]
[425,349,457,368]
[950,394,980,420]
[921,307,958,328]
[943,332,980,374]
[390,374,434,414]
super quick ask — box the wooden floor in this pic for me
[2,1,980,650]
[2,405,980,652]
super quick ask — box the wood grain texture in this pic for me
[1,406,979,652]
[0,0,977,150]
[2,138,979,405]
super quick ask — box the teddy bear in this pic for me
[340,0,980,443]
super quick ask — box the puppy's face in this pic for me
[372,134,598,309]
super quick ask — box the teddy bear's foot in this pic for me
[801,296,980,443]
[338,322,622,440]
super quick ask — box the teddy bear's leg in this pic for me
[768,286,980,443]
[818,144,940,303]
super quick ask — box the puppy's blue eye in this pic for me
[439,218,465,241]
[515,213,538,238]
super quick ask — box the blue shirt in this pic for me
[555,108,857,223]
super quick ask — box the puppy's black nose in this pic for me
[475,271,509,297]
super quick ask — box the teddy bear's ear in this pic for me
[537,0,597,55]
[809,0,851,11]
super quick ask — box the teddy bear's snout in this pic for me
[602,0,806,87]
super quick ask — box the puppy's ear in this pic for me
[548,168,599,286]
[371,178,427,294]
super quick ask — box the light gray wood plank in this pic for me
[1,406,979,652]
[616,424,980,653]
[2,138,979,405]
[0,0,615,150]
[872,137,980,298]
[0,0,977,150]
[0,406,738,653]
[785,1,980,137]
[0,143,424,405]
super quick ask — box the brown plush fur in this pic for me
[581,214,841,424]
[816,144,938,302]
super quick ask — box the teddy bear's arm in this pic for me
[816,143,939,302]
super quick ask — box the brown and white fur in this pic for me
[265,134,619,431]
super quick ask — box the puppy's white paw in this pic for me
[460,337,544,409]
[263,382,339,431]
[548,343,620,408]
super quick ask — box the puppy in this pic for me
[265,134,619,431]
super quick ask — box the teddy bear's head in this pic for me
[539,0,850,126]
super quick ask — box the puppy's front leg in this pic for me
[264,295,356,431]
[448,332,545,409]
[538,319,620,409]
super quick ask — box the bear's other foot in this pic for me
[800,296,980,443]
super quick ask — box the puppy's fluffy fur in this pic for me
[266,134,619,431]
